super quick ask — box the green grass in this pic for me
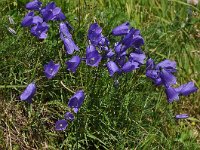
[0,0,200,149]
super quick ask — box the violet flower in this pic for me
[68,90,85,113]
[66,56,81,73]
[55,120,68,131]
[107,61,119,76]
[88,23,103,46]
[30,22,49,39]
[26,0,42,11]
[165,86,179,103]
[41,2,66,22]
[21,12,35,27]
[175,81,198,96]
[20,82,36,103]
[112,22,130,36]
[121,61,139,73]
[44,60,60,79]
[59,23,79,54]
[175,114,189,119]
[86,45,102,67]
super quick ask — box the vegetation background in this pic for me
[0,0,200,149]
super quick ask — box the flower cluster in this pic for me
[55,90,85,131]
[21,0,66,39]
[19,0,198,131]
[146,58,198,118]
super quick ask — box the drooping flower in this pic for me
[68,90,85,113]
[21,12,35,27]
[86,45,102,67]
[20,82,36,103]
[112,22,130,36]
[66,56,81,73]
[165,86,179,103]
[30,22,49,39]
[40,2,66,22]
[121,61,139,73]
[155,59,177,73]
[44,60,60,79]
[88,23,103,46]
[59,23,79,54]
[129,52,146,64]
[107,61,119,76]
[175,114,189,119]
[64,112,75,121]
[26,0,42,11]
[59,22,72,39]
[175,81,198,96]
[146,58,177,87]
[160,69,177,87]
[55,120,68,131]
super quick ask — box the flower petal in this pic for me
[20,82,36,103]
[55,120,68,131]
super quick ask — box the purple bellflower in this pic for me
[107,61,120,76]
[88,23,103,46]
[146,58,177,87]
[86,45,102,67]
[121,61,139,73]
[68,90,85,113]
[41,2,66,22]
[175,81,198,96]
[20,82,36,103]
[64,112,75,121]
[55,119,68,131]
[44,60,60,79]
[26,0,42,11]
[112,22,130,36]
[129,52,146,65]
[165,86,179,103]
[66,56,81,73]
[165,81,198,103]
[30,22,49,39]
[21,12,35,27]
[175,114,189,119]
[59,23,79,54]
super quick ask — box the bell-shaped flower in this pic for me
[32,16,43,24]
[156,59,177,73]
[175,114,189,119]
[20,82,36,103]
[129,52,146,64]
[44,60,60,79]
[86,45,102,67]
[62,37,79,54]
[55,120,68,131]
[165,86,179,103]
[59,25,79,55]
[88,23,103,46]
[121,61,139,73]
[68,90,85,113]
[64,112,75,121]
[66,56,81,73]
[21,12,35,27]
[112,22,130,36]
[26,0,42,11]
[30,22,49,39]
[160,69,177,87]
[41,2,66,22]
[107,61,119,76]
[175,81,198,96]
[59,22,72,39]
